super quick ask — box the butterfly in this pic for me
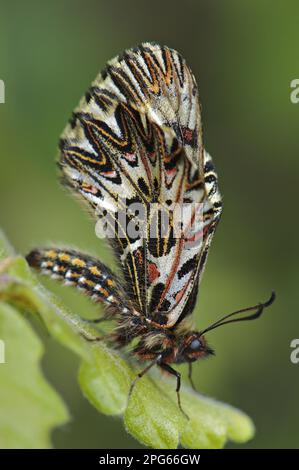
[26,43,275,416]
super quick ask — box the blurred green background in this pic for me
[0,0,298,449]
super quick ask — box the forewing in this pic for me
[59,43,222,325]
[148,150,222,327]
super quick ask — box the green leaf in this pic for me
[0,230,69,448]
[0,230,255,448]
[0,302,69,448]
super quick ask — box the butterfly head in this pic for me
[177,332,214,363]
[175,291,276,364]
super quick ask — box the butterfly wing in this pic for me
[59,43,222,326]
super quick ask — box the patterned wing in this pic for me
[59,43,222,327]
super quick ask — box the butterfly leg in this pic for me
[159,363,189,420]
[128,355,162,404]
[188,363,197,391]
[83,317,108,324]
[79,331,115,343]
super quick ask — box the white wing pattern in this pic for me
[59,42,222,328]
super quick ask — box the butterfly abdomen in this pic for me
[26,248,124,308]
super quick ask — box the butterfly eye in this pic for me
[189,338,201,351]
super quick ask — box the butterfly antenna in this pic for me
[200,291,276,335]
